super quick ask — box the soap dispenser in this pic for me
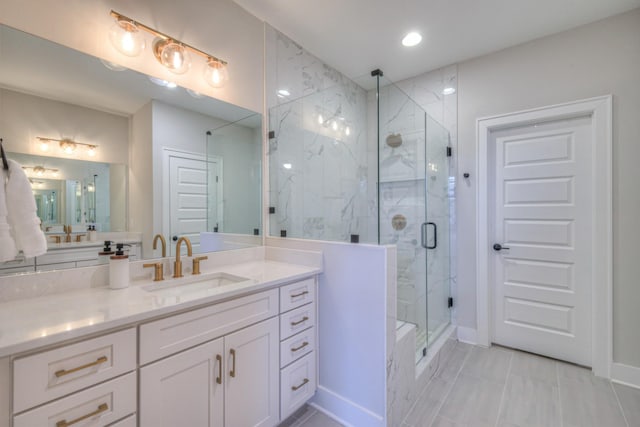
[109,243,130,290]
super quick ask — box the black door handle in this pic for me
[427,222,437,249]
[172,235,178,242]
[493,243,510,251]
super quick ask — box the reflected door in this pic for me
[168,155,208,255]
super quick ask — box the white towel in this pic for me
[6,159,47,258]
[0,166,18,262]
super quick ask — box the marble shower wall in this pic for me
[265,25,374,243]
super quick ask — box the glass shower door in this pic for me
[377,77,430,361]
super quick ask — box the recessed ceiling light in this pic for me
[402,32,422,47]
[443,87,456,95]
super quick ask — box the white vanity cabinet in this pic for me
[139,288,283,427]
[278,278,318,420]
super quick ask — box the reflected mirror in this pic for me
[0,23,263,274]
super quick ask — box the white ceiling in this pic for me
[233,0,640,83]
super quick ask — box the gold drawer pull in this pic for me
[54,356,108,378]
[291,341,309,352]
[290,290,309,298]
[56,403,108,427]
[216,354,222,384]
[290,316,309,327]
[230,349,236,378]
[291,378,309,391]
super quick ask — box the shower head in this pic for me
[386,133,402,148]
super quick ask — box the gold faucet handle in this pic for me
[143,262,165,281]
[75,234,85,242]
[50,235,62,244]
[192,256,208,275]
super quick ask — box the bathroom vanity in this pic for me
[0,246,321,427]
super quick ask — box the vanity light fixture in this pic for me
[37,137,98,157]
[22,165,59,178]
[109,10,229,88]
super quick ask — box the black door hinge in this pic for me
[448,297,454,308]
[268,131,275,139]
[446,146,452,157]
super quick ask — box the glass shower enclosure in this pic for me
[268,73,452,362]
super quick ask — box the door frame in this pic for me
[475,95,612,377]
[161,148,223,250]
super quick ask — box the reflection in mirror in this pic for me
[8,152,126,232]
[200,115,262,252]
[0,23,263,275]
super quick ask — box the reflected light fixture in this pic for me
[109,10,228,87]
[442,87,456,95]
[23,165,60,178]
[37,137,98,157]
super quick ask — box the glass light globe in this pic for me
[204,59,228,88]
[155,39,191,74]
[109,19,145,57]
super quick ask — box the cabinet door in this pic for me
[140,338,224,427]
[225,317,279,427]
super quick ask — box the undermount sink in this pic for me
[142,272,252,295]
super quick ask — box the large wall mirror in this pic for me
[0,23,263,273]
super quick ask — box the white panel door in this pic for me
[225,317,279,427]
[491,116,592,366]
[140,338,224,427]
[169,155,208,255]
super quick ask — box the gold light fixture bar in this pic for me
[37,137,98,156]
[109,10,227,66]
[22,165,59,176]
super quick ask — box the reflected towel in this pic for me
[0,167,18,262]
[6,159,47,258]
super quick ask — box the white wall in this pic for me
[456,9,640,367]
[0,0,264,113]
[0,88,128,164]
[129,102,153,256]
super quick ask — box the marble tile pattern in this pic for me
[401,344,639,427]
[266,25,374,244]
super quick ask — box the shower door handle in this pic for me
[421,222,437,249]
[427,222,437,249]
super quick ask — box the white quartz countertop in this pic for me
[0,260,320,357]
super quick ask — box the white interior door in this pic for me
[169,155,208,255]
[491,115,593,366]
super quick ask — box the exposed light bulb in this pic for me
[204,59,229,88]
[155,40,191,74]
[109,19,145,57]
[39,140,49,152]
[87,146,97,157]
[52,170,60,178]
[318,114,324,125]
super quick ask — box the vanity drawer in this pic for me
[13,328,136,413]
[108,414,137,427]
[140,289,278,364]
[280,302,315,341]
[280,278,315,313]
[280,352,316,420]
[13,372,136,427]
[280,327,315,368]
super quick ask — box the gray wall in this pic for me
[456,9,640,367]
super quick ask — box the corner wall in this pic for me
[266,237,388,426]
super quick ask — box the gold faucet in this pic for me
[153,234,167,257]
[173,236,192,278]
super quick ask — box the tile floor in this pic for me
[288,342,640,427]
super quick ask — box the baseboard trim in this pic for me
[311,386,384,427]
[456,326,478,345]
[611,362,640,389]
